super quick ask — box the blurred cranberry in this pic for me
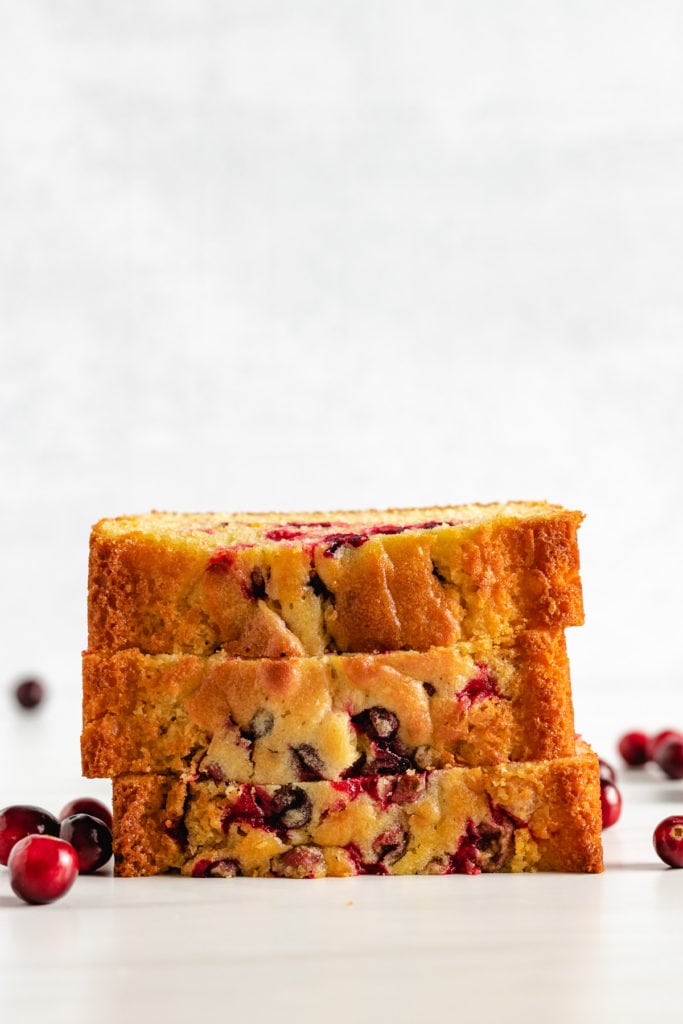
[14,678,44,709]
[599,758,617,785]
[617,731,650,767]
[654,735,683,780]
[648,730,683,762]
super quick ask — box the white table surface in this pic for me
[1,672,682,1024]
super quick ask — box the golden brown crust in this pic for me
[82,631,575,779]
[88,503,584,656]
[112,742,603,877]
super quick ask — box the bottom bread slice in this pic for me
[113,742,603,876]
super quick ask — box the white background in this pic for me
[2,1,683,702]
[1,4,683,1021]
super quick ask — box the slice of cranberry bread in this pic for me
[88,502,584,657]
[112,742,603,876]
[82,630,574,780]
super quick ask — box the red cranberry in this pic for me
[600,780,622,829]
[647,730,682,761]
[617,731,650,767]
[653,815,683,868]
[599,758,617,785]
[58,797,113,832]
[654,735,683,780]
[14,678,45,709]
[59,814,113,873]
[8,834,79,904]
[0,805,60,865]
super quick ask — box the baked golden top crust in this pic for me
[88,501,584,656]
[93,501,581,545]
[82,630,575,780]
[112,741,603,877]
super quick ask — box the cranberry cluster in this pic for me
[617,729,683,779]
[616,728,683,868]
[0,797,112,904]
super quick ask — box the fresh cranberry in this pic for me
[0,805,60,865]
[8,834,79,904]
[647,730,676,759]
[653,815,683,868]
[648,730,683,762]
[14,678,45,709]
[59,814,113,873]
[600,780,622,828]
[654,735,683,780]
[599,758,617,785]
[617,731,650,767]
[58,797,113,832]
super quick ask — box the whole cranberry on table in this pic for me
[617,731,650,767]
[0,805,60,865]
[59,797,113,832]
[8,834,79,904]
[617,727,683,773]
[14,678,45,709]
[60,813,113,873]
[653,816,683,868]
[1,797,113,904]
[653,735,683,780]
[647,730,682,762]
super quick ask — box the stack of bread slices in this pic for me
[82,502,603,877]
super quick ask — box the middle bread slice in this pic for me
[83,629,574,782]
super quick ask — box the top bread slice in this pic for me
[88,501,584,657]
